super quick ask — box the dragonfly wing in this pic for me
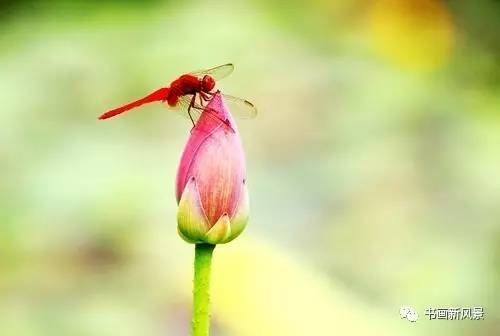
[190,63,234,81]
[222,93,257,119]
[172,94,232,126]
[171,95,203,122]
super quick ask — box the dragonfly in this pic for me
[98,63,257,126]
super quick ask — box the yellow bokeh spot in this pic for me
[368,0,455,70]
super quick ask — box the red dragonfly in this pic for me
[98,63,257,125]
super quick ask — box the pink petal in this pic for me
[175,92,246,226]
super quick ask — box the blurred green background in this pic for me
[1,0,499,335]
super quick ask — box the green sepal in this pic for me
[205,215,231,244]
[177,177,210,243]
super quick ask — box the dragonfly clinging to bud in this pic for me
[99,63,257,126]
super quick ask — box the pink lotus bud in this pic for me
[176,92,249,244]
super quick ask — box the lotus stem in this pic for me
[192,243,215,336]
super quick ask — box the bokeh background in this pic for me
[1,0,499,335]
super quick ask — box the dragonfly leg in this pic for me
[187,94,197,127]
[200,91,212,102]
[189,104,235,133]
[198,92,205,106]
[199,91,230,125]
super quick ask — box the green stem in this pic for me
[192,243,215,336]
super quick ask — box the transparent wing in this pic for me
[166,95,201,122]
[170,94,227,125]
[166,92,256,126]
[190,63,234,81]
[222,93,258,119]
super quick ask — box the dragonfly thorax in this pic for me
[201,75,215,93]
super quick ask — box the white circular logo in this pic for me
[400,306,419,322]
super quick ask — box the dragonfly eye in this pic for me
[201,75,215,92]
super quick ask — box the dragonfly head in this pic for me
[201,75,216,92]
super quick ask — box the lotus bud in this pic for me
[176,92,249,244]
